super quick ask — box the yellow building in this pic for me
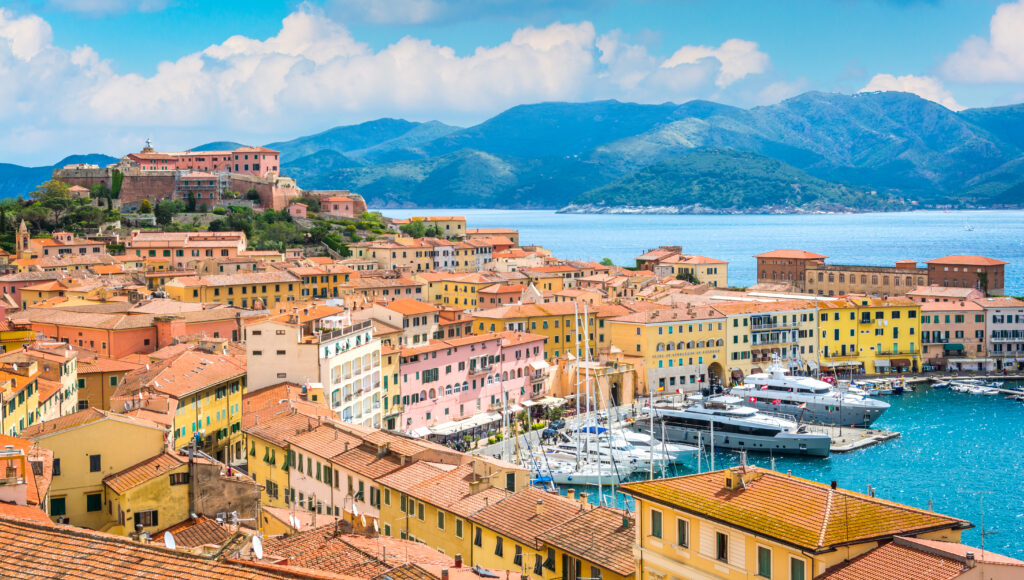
[111,344,247,464]
[381,344,402,431]
[424,272,528,309]
[20,408,166,530]
[103,451,192,536]
[606,306,727,394]
[402,216,467,238]
[0,323,36,354]
[817,296,921,375]
[164,271,301,309]
[655,255,729,287]
[351,239,436,271]
[472,302,626,361]
[712,300,819,380]
[75,354,143,411]
[0,360,41,436]
[620,466,969,580]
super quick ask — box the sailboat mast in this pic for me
[574,302,582,470]
[710,417,715,471]
[584,303,602,505]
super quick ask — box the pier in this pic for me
[803,423,901,452]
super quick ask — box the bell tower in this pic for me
[16,220,29,258]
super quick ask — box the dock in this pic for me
[804,424,901,452]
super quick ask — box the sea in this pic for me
[380,208,1024,295]
[381,208,1024,557]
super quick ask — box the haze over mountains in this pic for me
[5,91,1024,212]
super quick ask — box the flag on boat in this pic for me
[749,396,757,403]
[675,389,683,394]
[772,399,781,405]
[760,385,769,390]
[797,402,807,409]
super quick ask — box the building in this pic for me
[712,300,819,380]
[975,296,1024,370]
[919,299,988,372]
[125,231,248,270]
[396,331,547,433]
[75,352,143,411]
[653,254,729,287]
[620,466,970,580]
[244,305,382,428]
[126,143,280,177]
[18,229,108,260]
[352,299,441,347]
[755,249,827,286]
[817,296,922,375]
[20,409,167,529]
[165,270,302,309]
[0,359,42,436]
[0,433,52,512]
[4,342,80,420]
[472,302,626,361]
[926,255,1008,295]
[606,306,727,393]
[466,228,519,246]
[110,343,247,464]
[804,260,928,297]
[817,535,1024,580]
[305,191,367,219]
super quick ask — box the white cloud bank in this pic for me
[860,74,964,110]
[0,5,778,163]
[942,0,1024,83]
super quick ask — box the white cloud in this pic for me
[860,73,964,110]
[942,0,1024,83]
[661,39,770,88]
[324,0,606,26]
[47,0,172,16]
[0,6,782,164]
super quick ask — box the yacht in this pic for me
[618,430,700,461]
[531,455,629,486]
[568,428,680,468]
[638,396,832,458]
[542,439,641,474]
[731,366,890,427]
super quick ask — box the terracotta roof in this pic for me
[385,299,439,316]
[926,255,1007,266]
[154,516,232,549]
[898,536,1024,567]
[78,355,143,375]
[471,486,583,547]
[0,434,52,505]
[974,296,1024,308]
[287,424,363,458]
[755,249,828,259]
[20,408,164,440]
[377,462,509,519]
[906,286,982,299]
[536,506,635,576]
[608,305,722,324]
[103,451,187,494]
[0,503,50,523]
[0,519,323,579]
[331,443,404,480]
[711,299,815,316]
[35,378,61,403]
[619,467,969,553]
[114,346,245,400]
[472,302,626,320]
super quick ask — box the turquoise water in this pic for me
[380,209,1024,295]
[565,387,1024,559]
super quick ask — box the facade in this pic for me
[919,300,988,371]
[125,231,248,269]
[396,331,546,432]
[620,466,969,580]
[653,254,729,287]
[607,306,727,393]
[977,296,1024,369]
[817,296,922,374]
[755,249,827,286]
[128,145,280,178]
[245,305,383,428]
[712,300,819,379]
[926,255,1008,295]
[352,299,441,347]
[0,360,41,437]
[472,302,625,362]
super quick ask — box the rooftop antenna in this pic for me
[163,532,176,551]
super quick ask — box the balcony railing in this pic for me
[750,321,800,331]
[874,350,917,356]
[991,334,1024,343]
[750,336,798,346]
[468,363,494,376]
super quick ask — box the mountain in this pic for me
[0,154,118,199]
[284,150,363,185]
[567,149,895,213]
[190,141,245,151]
[269,119,460,163]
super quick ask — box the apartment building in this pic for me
[472,302,626,361]
[977,296,1024,369]
[817,296,922,374]
[712,300,819,379]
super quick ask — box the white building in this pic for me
[246,305,383,428]
[976,296,1024,369]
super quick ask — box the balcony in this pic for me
[750,336,798,346]
[991,334,1024,343]
[468,363,494,377]
[749,321,799,331]
[859,317,876,325]
[874,350,917,356]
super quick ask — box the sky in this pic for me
[3,0,1024,165]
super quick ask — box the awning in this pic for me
[806,361,819,370]
[410,426,432,438]
[891,359,911,367]
[531,396,566,407]
[529,360,551,371]
[730,369,743,379]
[821,361,861,368]
[788,360,801,368]
[873,360,890,368]
[943,344,964,352]
[750,367,764,374]
[521,400,539,407]
[508,404,524,413]
[946,358,995,364]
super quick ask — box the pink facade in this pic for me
[19,317,242,360]
[0,275,62,309]
[288,203,308,219]
[126,231,248,269]
[398,332,547,431]
[920,301,987,370]
[128,146,280,178]
[320,197,357,219]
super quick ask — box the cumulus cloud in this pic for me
[0,6,784,163]
[48,0,173,16]
[324,0,606,26]
[860,73,964,110]
[942,0,1024,82]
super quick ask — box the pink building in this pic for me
[920,300,988,371]
[288,202,308,219]
[128,145,280,178]
[396,331,547,433]
[126,231,248,269]
[320,196,358,218]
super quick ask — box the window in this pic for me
[437,511,445,530]
[758,546,772,577]
[591,566,602,580]
[513,545,523,566]
[86,493,102,512]
[534,554,543,575]
[169,473,190,485]
[650,509,662,538]
[134,509,158,527]
[790,558,805,580]
[53,458,61,476]
[506,472,515,492]
[544,548,556,571]
[384,488,391,506]
[495,535,503,557]
[89,454,101,472]
[474,526,482,547]
[456,518,463,538]
[417,502,424,520]
[50,497,66,516]
[716,532,729,562]
[676,518,688,547]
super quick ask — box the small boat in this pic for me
[987,381,1004,389]
[931,381,951,389]
[617,430,699,461]
[968,385,999,396]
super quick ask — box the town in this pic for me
[0,140,1019,579]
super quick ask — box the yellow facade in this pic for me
[472,306,610,361]
[105,461,190,536]
[714,301,819,380]
[607,309,727,392]
[0,327,36,354]
[166,276,300,309]
[245,433,289,509]
[663,261,728,288]
[378,489,474,558]
[0,365,41,436]
[171,376,246,461]
[25,413,166,530]
[381,348,402,431]
[817,297,922,374]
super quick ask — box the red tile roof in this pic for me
[926,255,1008,266]
[536,506,635,576]
[755,249,828,259]
[153,516,232,549]
[103,451,187,494]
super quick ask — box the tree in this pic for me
[296,195,320,212]
[186,192,197,212]
[676,269,701,284]
[246,188,261,202]
[599,257,615,267]
[71,204,106,228]
[110,170,123,197]
[154,200,184,225]
[138,199,153,214]
[31,180,73,225]
[400,220,427,238]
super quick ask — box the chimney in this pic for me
[454,555,463,569]
[579,491,588,504]
[831,480,838,490]
[535,499,544,516]
[442,570,449,580]
[566,488,575,501]
[965,552,975,569]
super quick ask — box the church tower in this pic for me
[16,220,29,258]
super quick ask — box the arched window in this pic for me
[677,341,685,350]
[428,388,436,399]
[861,275,867,284]
[445,385,453,395]
[502,372,508,381]
[420,390,427,401]
[871,275,878,285]
[906,276,913,286]
[687,341,695,349]
[665,342,674,351]
[462,381,469,391]
[716,339,724,346]
[656,343,665,352]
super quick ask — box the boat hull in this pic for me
[742,401,887,428]
[638,420,831,458]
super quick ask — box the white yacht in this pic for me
[531,455,629,486]
[618,430,700,461]
[639,396,832,457]
[542,439,642,473]
[732,366,890,427]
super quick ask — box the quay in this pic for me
[803,423,901,452]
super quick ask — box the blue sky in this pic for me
[3,0,1024,164]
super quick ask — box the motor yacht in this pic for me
[732,366,889,427]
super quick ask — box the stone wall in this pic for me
[192,461,261,521]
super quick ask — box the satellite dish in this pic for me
[352,504,359,517]
[373,520,379,533]
[164,532,176,550]
[360,515,366,527]
[252,536,263,560]
[288,515,296,528]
